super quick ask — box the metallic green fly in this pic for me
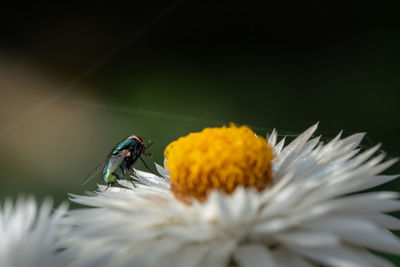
[82,135,153,188]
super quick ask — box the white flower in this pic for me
[0,197,73,267]
[66,124,400,267]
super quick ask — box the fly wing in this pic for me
[107,149,130,174]
[82,150,131,185]
[81,156,112,185]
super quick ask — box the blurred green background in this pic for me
[0,2,399,261]
[1,1,399,201]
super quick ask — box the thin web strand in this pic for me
[0,0,185,138]
[61,98,389,157]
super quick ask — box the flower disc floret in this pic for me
[164,124,274,202]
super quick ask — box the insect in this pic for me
[82,135,153,188]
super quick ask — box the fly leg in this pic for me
[130,179,137,188]
[139,156,157,175]
[128,169,137,188]
[104,182,117,191]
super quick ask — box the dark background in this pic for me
[0,0,399,262]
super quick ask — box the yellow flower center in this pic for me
[164,124,274,202]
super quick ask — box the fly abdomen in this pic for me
[103,159,127,184]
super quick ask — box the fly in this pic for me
[82,135,153,189]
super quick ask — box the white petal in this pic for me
[275,230,339,247]
[273,137,286,156]
[132,169,169,188]
[200,240,236,267]
[226,187,259,222]
[303,216,400,255]
[340,132,366,150]
[156,245,208,267]
[234,244,276,267]
[271,248,313,267]
[349,174,400,192]
[357,213,400,230]
[259,172,294,203]
[67,252,114,267]
[115,237,184,266]
[277,123,318,164]
[347,144,382,167]
[309,192,400,214]
[298,136,320,158]
[155,162,170,179]
[0,197,73,267]
[260,180,317,219]
[289,244,394,267]
[267,129,277,147]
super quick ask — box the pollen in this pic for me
[164,124,274,202]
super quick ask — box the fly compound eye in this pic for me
[133,135,144,144]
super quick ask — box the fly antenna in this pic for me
[145,140,154,149]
